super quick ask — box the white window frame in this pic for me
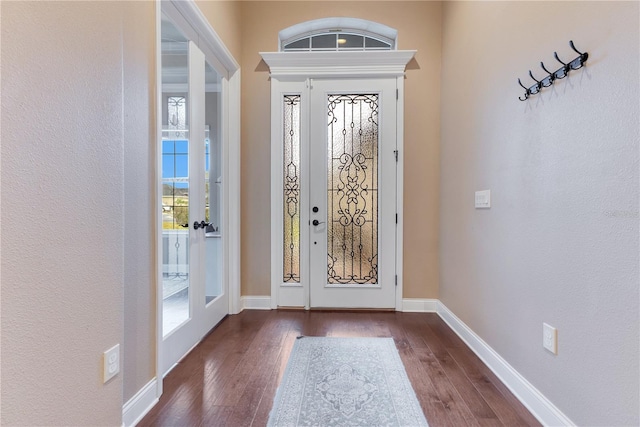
[279,17,399,51]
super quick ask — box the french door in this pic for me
[160,15,228,375]
[274,78,398,309]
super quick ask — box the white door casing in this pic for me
[263,50,415,310]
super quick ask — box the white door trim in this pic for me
[226,70,241,315]
[170,0,239,76]
[154,0,163,399]
[155,0,241,398]
[263,50,415,311]
[395,75,405,311]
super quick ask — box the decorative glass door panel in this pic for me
[309,79,396,308]
[283,95,301,283]
[327,94,379,285]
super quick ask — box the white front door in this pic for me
[266,50,413,312]
[160,17,228,375]
[308,79,397,308]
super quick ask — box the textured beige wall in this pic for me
[123,1,156,404]
[440,2,639,425]
[240,1,441,298]
[1,1,135,424]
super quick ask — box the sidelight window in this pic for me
[283,95,301,283]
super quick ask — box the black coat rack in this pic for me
[517,40,589,101]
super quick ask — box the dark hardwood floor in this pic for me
[139,310,540,427]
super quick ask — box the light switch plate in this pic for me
[475,190,491,208]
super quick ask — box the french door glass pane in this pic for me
[204,61,223,305]
[161,14,190,336]
[283,95,301,283]
[327,94,379,285]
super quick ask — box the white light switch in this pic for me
[475,190,491,208]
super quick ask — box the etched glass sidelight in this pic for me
[327,94,379,285]
[283,95,301,283]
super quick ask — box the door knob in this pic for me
[312,219,325,226]
[193,220,210,230]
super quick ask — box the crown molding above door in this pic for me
[260,50,416,79]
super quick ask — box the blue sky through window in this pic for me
[162,138,210,188]
[163,139,188,187]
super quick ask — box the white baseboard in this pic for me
[123,378,159,427]
[436,301,575,427]
[402,298,438,312]
[241,295,272,311]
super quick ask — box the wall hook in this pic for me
[540,62,555,87]
[528,70,542,93]
[568,40,588,70]
[517,40,589,100]
[518,78,530,101]
[569,40,588,59]
[553,52,570,79]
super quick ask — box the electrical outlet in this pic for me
[543,323,557,354]
[103,344,120,383]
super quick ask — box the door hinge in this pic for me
[396,88,399,100]
[394,150,398,162]
[395,213,398,224]
[395,275,398,286]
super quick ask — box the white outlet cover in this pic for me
[543,323,557,354]
[103,344,120,383]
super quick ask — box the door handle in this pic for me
[193,220,210,230]
[312,219,325,226]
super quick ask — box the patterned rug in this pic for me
[267,337,429,426]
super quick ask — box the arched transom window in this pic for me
[279,17,397,52]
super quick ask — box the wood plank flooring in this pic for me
[139,310,540,427]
